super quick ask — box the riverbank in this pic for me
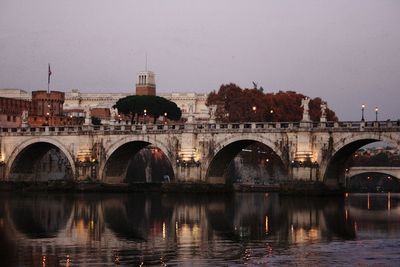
[0,180,343,195]
[0,181,233,193]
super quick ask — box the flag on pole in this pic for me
[48,64,52,85]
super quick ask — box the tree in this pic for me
[206,83,338,122]
[114,95,182,123]
[91,116,102,125]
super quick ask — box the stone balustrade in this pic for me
[1,120,399,136]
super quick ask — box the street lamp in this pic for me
[144,109,147,124]
[270,109,274,121]
[375,107,378,122]
[252,106,257,121]
[361,104,365,122]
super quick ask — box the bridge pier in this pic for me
[289,164,320,181]
[174,162,203,182]
[75,161,98,181]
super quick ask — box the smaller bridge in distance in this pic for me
[348,167,400,179]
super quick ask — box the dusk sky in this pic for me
[1,0,399,120]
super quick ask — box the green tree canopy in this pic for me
[206,83,338,122]
[114,95,182,123]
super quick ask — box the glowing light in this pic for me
[308,228,319,240]
[162,222,166,239]
[66,255,70,267]
[388,192,391,210]
[265,215,269,234]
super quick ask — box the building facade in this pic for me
[0,70,211,126]
[0,96,31,127]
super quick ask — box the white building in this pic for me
[0,71,211,122]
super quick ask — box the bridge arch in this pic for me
[348,167,400,180]
[323,132,399,186]
[205,134,287,183]
[5,137,76,181]
[100,136,174,183]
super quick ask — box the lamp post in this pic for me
[375,107,378,122]
[252,106,257,121]
[144,109,147,124]
[270,109,274,121]
[361,104,365,122]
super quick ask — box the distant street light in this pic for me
[361,104,365,122]
[375,107,378,122]
[252,106,256,112]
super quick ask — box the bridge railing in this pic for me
[1,120,399,135]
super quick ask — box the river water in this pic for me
[0,192,399,266]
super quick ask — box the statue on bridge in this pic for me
[109,107,118,125]
[209,105,217,123]
[84,107,91,125]
[21,110,29,127]
[320,102,327,123]
[301,97,311,122]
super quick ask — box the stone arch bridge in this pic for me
[0,120,399,188]
[347,167,400,179]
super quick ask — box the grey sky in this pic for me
[1,0,399,121]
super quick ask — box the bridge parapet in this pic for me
[0,120,399,136]
[347,167,400,179]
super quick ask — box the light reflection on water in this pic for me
[0,193,399,266]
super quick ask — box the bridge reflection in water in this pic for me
[0,193,399,266]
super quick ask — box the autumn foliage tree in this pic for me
[206,83,338,122]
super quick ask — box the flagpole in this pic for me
[47,64,51,93]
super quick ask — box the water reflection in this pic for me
[0,193,399,266]
[9,194,73,238]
